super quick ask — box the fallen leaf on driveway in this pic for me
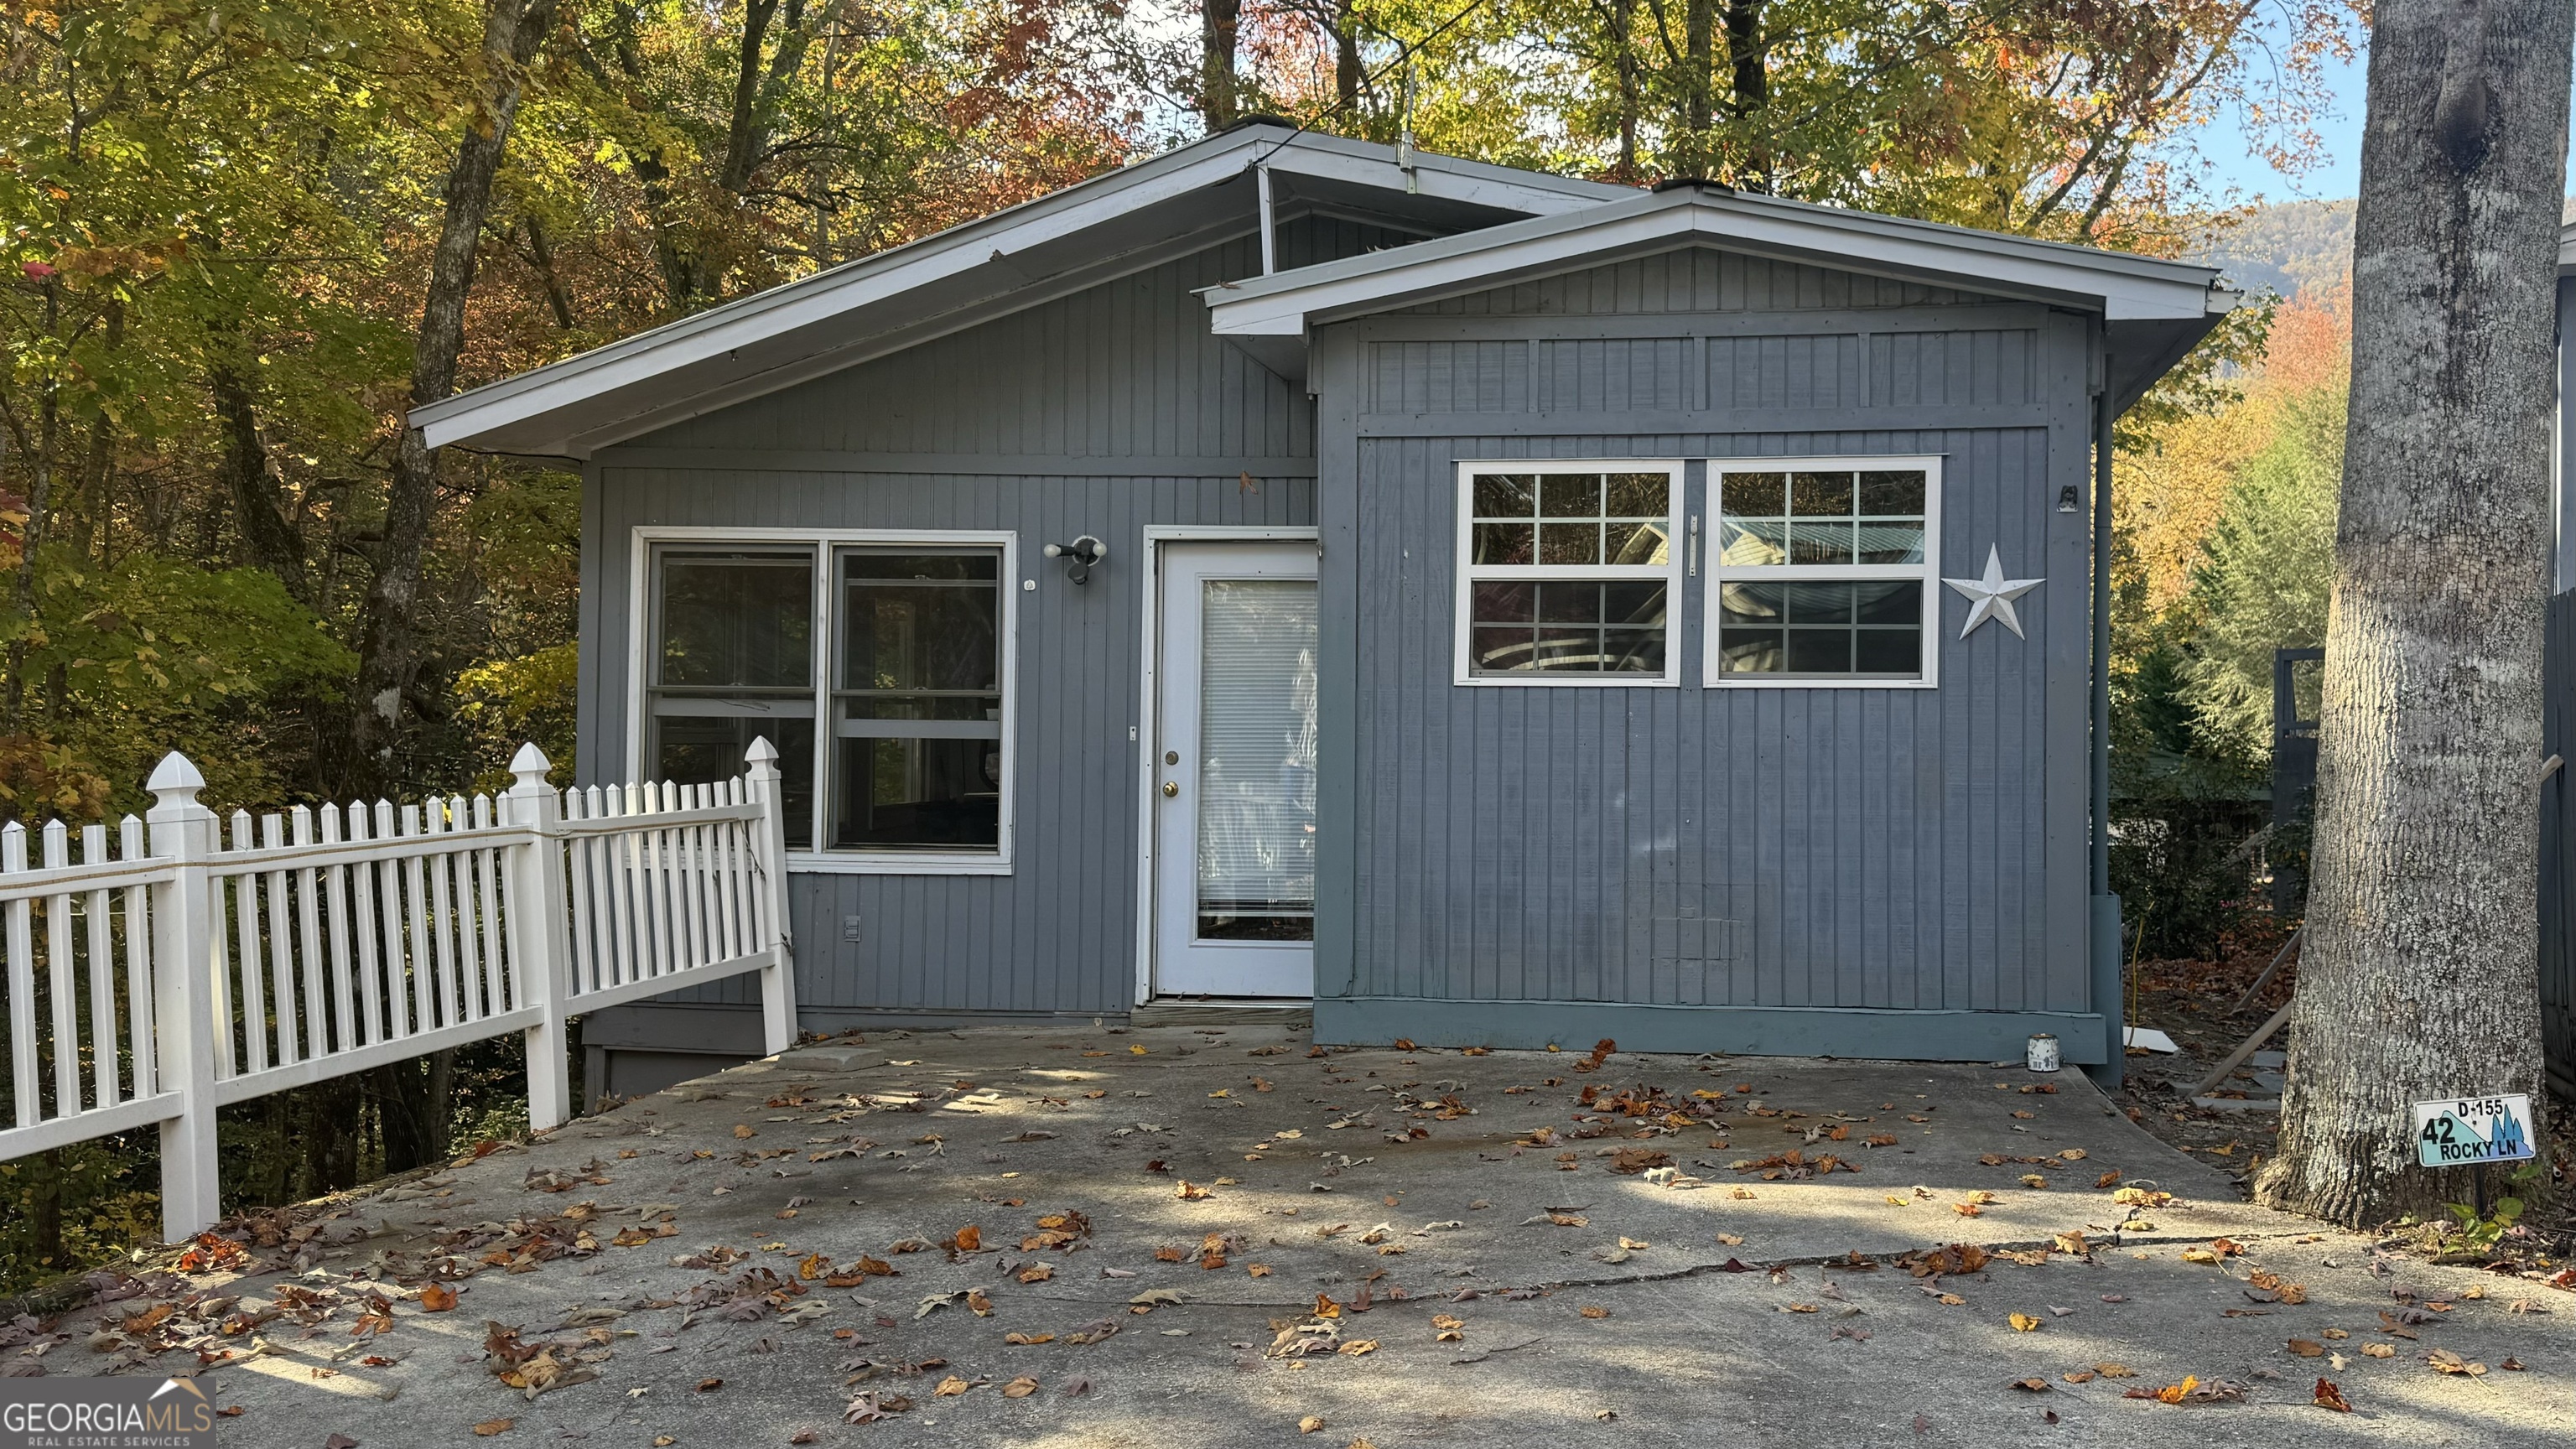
[2093,1363,2136,1378]
[1579,1306,1610,1320]
[1431,1314,1465,1342]
[2127,1376,2196,1404]
[1005,1332,1055,1345]
[2096,1171,2122,1188]
[2288,1339,2324,1358]
[419,1284,458,1312]
[2360,1343,2395,1358]
[1299,1416,1325,1434]
[2061,1372,2094,1384]
[2502,1358,2526,1372]
[935,1375,978,1396]
[844,1392,911,1423]
[695,1379,723,1394]
[1337,1340,1379,1357]
[2427,1349,2487,1377]
[471,1420,513,1436]
[2314,1379,2351,1412]
[2008,1314,2040,1332]
[2007,1379,2050,1392]
[735,1124,757,1140]
[1176,1181,1213,1201]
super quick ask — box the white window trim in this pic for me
[1452,460,1687,688]
[627,525,1020,875]
[1702,455,1944,690]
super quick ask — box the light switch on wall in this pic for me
[842,915,864,943]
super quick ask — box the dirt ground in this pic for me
[2116,932,2576,1249]
[23,1019,2575,1448]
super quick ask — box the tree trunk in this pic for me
[1676,0,1711,178]
[348,0,558,788]
[2253,0,2572,1228]
[1332,0,1361,112]
[521,217,576,330]
[1201,0,1241,132]
[374,1051,455,1175]
[209,346,310,600]
[719,0,812,197]
[1722,0,1767,190]
[1609,0,1640,181]
[3,278,61,735]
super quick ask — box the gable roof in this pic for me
[1201,183,2235,413]
[413,125,1628,459]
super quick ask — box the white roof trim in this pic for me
[415,127,1628,456]
[1203,186,2231,336]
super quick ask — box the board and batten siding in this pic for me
[1309,246,2104,1061]
[575,231,1326,1026]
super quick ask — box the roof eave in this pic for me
[1206,192,2224,338]
[414,126,1631,457]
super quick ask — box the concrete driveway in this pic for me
[66,1022,2576,1446]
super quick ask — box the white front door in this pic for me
[1151,542,1318,999]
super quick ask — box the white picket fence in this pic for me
[0,739,793,1241]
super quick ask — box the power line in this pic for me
[1249,0,1498,166]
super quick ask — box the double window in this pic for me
[1454,457,1940,686]
[641,534,1015,870]
[1456,462,1684,683]
[1709,460,1937,683]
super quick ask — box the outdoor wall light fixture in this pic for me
[1043,535,1108,584]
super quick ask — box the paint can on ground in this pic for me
[2025,1033,2061,1073]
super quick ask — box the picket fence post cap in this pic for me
[146,751,206,800]
[745,735,779,765]
[509,742,553,785]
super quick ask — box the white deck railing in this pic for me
[0,739,794,1241]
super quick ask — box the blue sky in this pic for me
[2193,44,2366,202]
[2189,32,2576,203]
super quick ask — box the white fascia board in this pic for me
[1257,142,1630,216]
[557,216,1259,456]
[417,129,1632,454]
[418,144,1268,451]
[1208,194,2222,335]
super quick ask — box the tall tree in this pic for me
[1202,0,1242,130]
[351,0,560,782]
[2254,0,2572,1227]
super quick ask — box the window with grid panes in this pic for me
[1458,464,1682,680]
[1709,462,1936,682]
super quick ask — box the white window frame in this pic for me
[1702,455,1944,690]
[1452,459,1686,688]
[627,526,1020,875]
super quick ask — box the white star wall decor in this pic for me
[1942,545,2044,639]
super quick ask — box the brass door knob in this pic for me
[1161,781,1179,797]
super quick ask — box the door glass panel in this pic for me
[1196,579,1317,941]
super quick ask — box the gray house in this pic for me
[417,123,2233,1093]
